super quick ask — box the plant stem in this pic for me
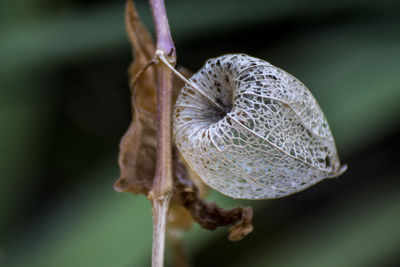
[148,0,176,266]
[152,192,173,267]
[149,0,176,60]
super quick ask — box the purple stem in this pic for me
[149,0,176,58]
[148,0,176,266]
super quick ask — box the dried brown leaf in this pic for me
[114,108,157,194]
[125,0,156,113]
[228,207,253,241]
[114,0,157,194]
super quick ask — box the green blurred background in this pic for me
[1,0,400,266]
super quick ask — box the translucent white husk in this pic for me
[173,54,346,200]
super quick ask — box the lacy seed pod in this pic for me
[173,54,346,199]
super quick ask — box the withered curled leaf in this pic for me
[228,207,253,241]
[114,0,157,194]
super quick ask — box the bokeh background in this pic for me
[1,0,400,266]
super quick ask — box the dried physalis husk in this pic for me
[173,54,347,200]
